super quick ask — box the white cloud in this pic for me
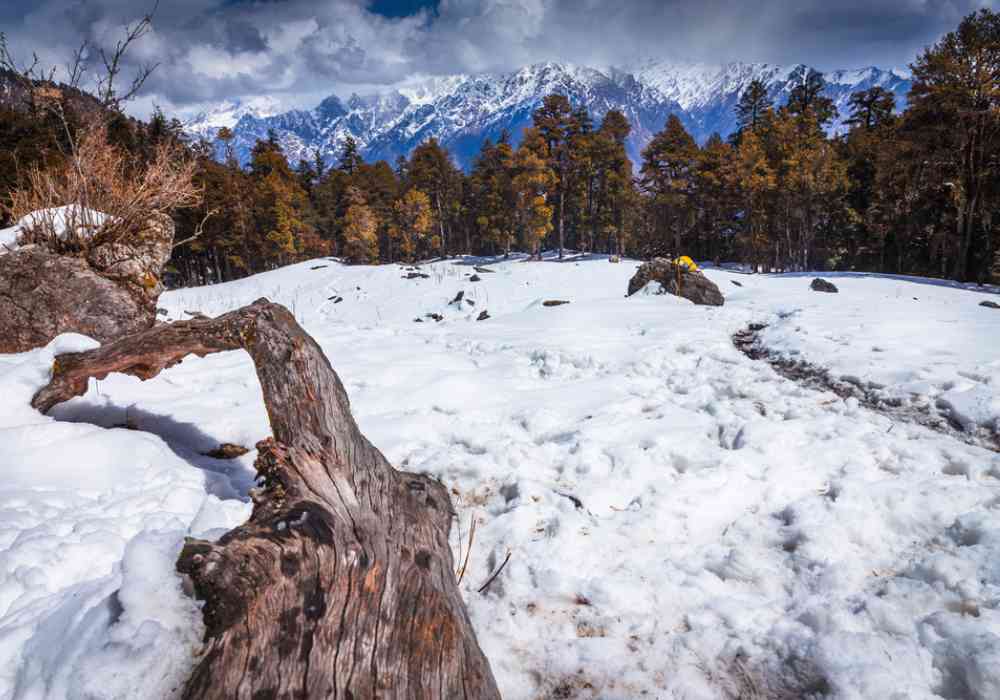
[2,0,996,115]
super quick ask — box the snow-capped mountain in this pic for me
[184,61,911,170]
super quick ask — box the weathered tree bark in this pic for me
[32,299,501,700]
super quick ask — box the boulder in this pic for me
[0,213,175,353]
[810,278,839,293]
[980,300,1000,309]
[627,258,724,306]
[0,249,154,353]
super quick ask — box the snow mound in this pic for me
[0,206,111,253]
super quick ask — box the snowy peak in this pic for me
[184,60,911,169]
[184,96,284,139]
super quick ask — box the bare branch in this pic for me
[97,3,158,111]
[172,208,217,250]
[65,41,89,89]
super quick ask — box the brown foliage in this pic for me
[6,121,198,253]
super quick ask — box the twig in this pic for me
[173,208,217,249]
[457,514,476,584]
[477,548,511,594]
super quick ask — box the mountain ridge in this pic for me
[184,60,911,170]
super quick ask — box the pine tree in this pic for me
[593,110,634,255]
[469,138,516,255]
[735,78,773,138]
[845,87,897,131]
[694,133,734,261]
[342,187,379,263]
[392,188,433,262]
[532,94,574,258]
[640,114,699,254]
[906,8,1000,281]
[787,70,837,126]
[407,139,460,255]
[338,136,363,175]
[513,128,555,258]
[725,126,775,270]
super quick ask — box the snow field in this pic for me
[1,255,998,699]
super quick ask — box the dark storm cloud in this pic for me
[0,0,996,115]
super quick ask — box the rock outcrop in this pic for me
[0,213,174,353]
[627,258,725,306]
[810,278,839,293]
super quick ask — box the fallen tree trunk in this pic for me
[32,298,501,700]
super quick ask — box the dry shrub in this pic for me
[6,121,199,253]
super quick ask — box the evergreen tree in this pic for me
[532,94,574,258]
[905,8,1000,281]
[640,114,699,254]
[787,70,837,126]
[725,127,775,269]
[735,78,773,138]
[342,186,379,263]
[392,188,434,261]
[513,127,555,258]
[407,138,460,255]
[846,87,897,131]
[338,136,363,175]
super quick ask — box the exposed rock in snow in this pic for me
[0,211,174,353]
[627,257,725,305]
[0,249,157,353]
[811,277,839,293]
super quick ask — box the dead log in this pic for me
[32,298,501,700]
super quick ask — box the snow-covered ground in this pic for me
[2,256,999,699]
[0,206,111,253]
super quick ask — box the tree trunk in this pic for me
[557,189,564,259]
[32,300,501,700]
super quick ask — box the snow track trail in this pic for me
[2,257,999,699]
[733,322,1000,453]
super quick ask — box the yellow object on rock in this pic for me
[674,255,699,272]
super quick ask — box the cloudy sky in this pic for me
[1,0,995,117]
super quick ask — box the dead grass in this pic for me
[6,121,198,252]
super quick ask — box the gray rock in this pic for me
[626,258,725,306]
[810,278,839,293]
[0,249,154,353]
[980,300,1000,309]
[0,214,175,353]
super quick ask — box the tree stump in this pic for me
[32,299,501,700]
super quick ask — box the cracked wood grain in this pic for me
[32,298,501,700]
